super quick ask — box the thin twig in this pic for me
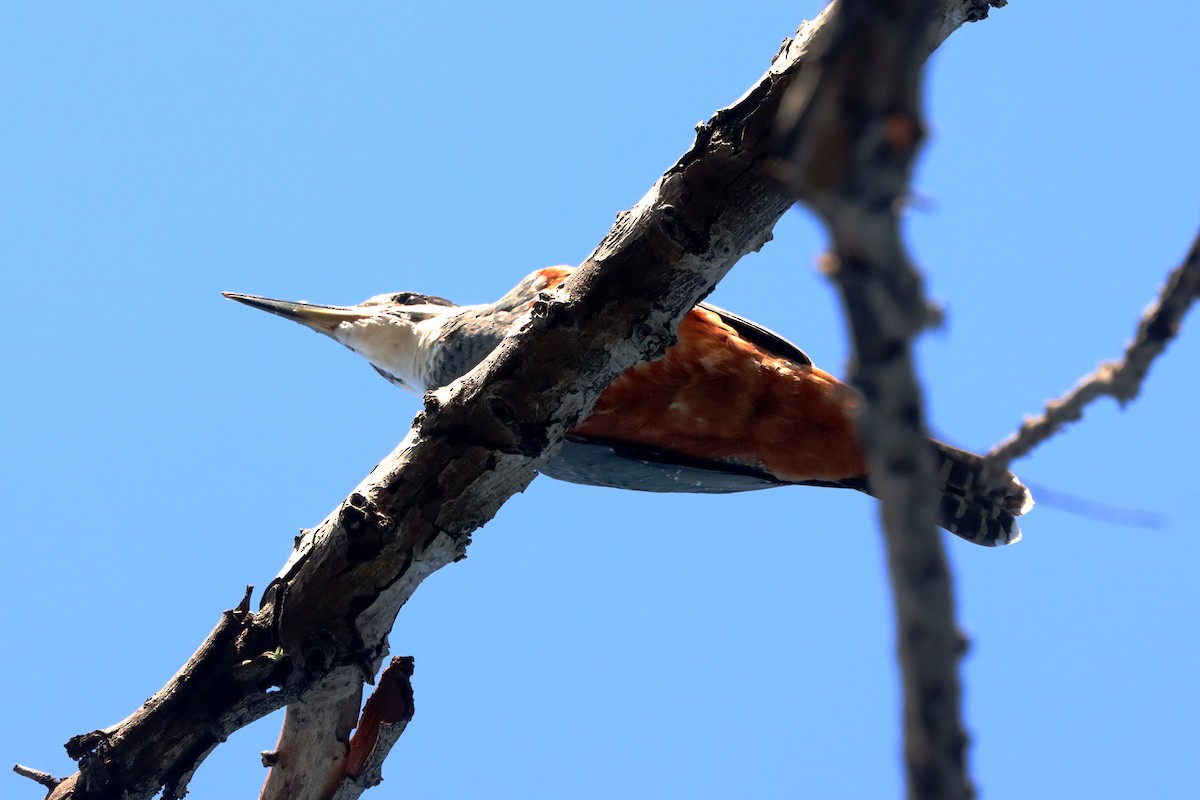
[987,229,1200,472]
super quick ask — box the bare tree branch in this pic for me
[27,3,997,797]
[986,229,1200,472]
[777,1,1005,798]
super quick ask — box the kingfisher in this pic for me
[225,266,1032,546]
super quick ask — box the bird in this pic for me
[224,266,1032,546]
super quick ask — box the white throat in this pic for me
[329,308,449,393]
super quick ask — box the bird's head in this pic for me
[222,290,460,392]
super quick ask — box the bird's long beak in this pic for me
[222,292,376,334]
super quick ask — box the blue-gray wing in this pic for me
[541,437,786,493]
[541,437,866,494]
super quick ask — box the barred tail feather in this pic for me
[931,441,1033,546]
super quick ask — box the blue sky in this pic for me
[3,3,1198,798]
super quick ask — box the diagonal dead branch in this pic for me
[33,3,996,798]
[41,16,814,800]
[986,229,1200,472]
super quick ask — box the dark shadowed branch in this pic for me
[776,1,1006,798]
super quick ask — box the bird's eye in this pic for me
[387,292,455,307]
